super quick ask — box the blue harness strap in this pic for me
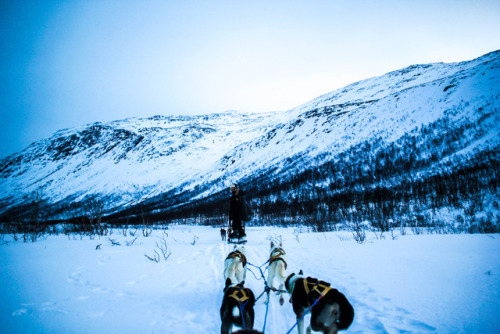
[246,260,272,333]
[285,277,332,334]
[285,293,325,334]
[239,300,249,329]
[229,286,250,329]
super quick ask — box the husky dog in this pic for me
[221,228,227,241]
[224,246,247,285]
[285,272,354,334]
[267,241,288,305]
[220,279,256,334]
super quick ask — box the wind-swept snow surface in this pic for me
[1,226,499,333]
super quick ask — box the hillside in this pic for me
[1,51,499,230]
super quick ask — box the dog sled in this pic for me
[228,235,247,244]
[227,228,247,244]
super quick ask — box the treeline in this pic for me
[1,109,499,235]
[247,158,498,232]
[159,112,500,233]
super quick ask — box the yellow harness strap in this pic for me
[269,247,287,270]
[303,277,332,306]
[227,250,247,267]
[269,247,285,263]
[229,286,250,304]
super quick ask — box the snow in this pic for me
[1,226,499,333]
[0,111,283,210]
[1,51,498,217]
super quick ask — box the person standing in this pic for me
[229,184,250,243]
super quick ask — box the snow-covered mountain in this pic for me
[1,50,499,223]
[0,112,280,211]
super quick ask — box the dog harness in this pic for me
[228,285,252,330]
[229,285,250,304]
[269,247,287,269]
[226,250,247,267]
[303,277,332,307]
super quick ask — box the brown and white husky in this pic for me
[267,241,288,305]
[224,246,247,285]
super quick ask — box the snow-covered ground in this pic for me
[1,226,499,333]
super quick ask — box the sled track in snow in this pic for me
[3,227,497,333]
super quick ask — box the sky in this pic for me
[1,0,500,159]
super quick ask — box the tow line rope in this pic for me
[247,260,271,333]
[244,259,290,333]
[285,292,326,334]
[239,300,249,329]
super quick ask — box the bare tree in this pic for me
[141,211,152,237]
[82,196,106,235]
[349,220,367,244]
[31,189,47,233]
[145,233,171,263]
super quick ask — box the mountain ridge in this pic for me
[1,50,499,226]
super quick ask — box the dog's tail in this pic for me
[319,290,354,331]
[336,292,354,330]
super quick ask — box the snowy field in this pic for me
[1,225,499,333]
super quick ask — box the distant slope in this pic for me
[1,50,499,225]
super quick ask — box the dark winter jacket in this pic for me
[229,190,251,222]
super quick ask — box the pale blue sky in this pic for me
[1,0,499,158]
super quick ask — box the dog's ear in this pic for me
[241,280,245,286]
[271,241,275,248]
[299,269,303,275]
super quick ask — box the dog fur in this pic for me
[224,246,247,285]
[220,279,256,334]
[220,228,227,241]
[285,272,354,334]
[267,241,288,305]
